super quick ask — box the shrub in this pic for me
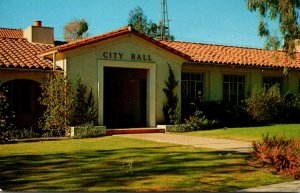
[6,127,41,140]
[283,93,300,123]
[39,72,75,137]
[74,123,104,138]
[182,100,255,128]
[202,101,255,127]
[249,134,300,179]
[0,81,16,143]
[246,85,284,124]
[175,110,218,132]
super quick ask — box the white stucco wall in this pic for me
[55,34,186,127]
[182,63,300,101]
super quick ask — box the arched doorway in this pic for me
[4,79,43,129]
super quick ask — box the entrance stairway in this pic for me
[106,128,165,135]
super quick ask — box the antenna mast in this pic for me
[159,0,170,40]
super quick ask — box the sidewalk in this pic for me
[117,132,300,192]
[237,180,300,192]
[117,133,252,153]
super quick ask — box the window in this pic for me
[263,77,283,92]
[223,75,245,105]
[181,72,204,103]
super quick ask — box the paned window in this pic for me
[223,74,245,105]
[181,72,204,103]
[263,77,283,92]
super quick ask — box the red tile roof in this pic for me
[0,28,54,70]
[0,28,23,38]
[45,26,192,61]
[2,26,300,70]
[160,40,300,69]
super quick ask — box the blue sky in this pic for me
[0,0,280,48]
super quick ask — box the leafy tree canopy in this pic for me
[63,18,89,42]
[247,0,300,55]
[128,6,174,40]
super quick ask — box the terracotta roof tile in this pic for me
[45,26,192,61]
[0,28,23,38]
[0,28,54,70]
[160,40,300,69]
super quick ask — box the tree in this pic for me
[128,6,174,40]
[163,64,179,124]
[246,0,300,55]
[128,6,149,34]
[72,76,98,126]
[39,72,75,137]
[63,18,89,42]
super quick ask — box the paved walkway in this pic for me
[117,133,300,192]
[117,133,252,153]
[237,180,300,192]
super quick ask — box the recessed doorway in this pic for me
[104,67,147,128]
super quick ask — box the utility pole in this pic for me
[159,0,170,40]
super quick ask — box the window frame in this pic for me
[181,72,205,103]
[223,74,246,106]
[262,76,284,92]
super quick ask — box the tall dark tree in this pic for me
[86,88,98,125]
[72,76,88,126]
[163,64,178,124]
[247,0,300,55]
[72,76,98,126]
[63,18,89,42]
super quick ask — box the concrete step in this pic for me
[106,128,165,135]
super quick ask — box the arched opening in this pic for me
[4,79,43,129]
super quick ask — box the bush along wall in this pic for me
[178,100,256,131]
[246,84,285,124]
[72,123,105,138]
[177,84,300,132]
[0,81,16,143]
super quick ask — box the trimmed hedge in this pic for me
[73,123,105,138]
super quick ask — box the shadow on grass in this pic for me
[0,145,279,191]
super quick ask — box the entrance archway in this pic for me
[4,79,43,129]
[104,67,147,128]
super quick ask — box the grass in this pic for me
[0,136,293,192]
[176,124,300,141]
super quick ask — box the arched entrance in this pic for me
[4,79,43,129]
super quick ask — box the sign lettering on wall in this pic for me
[102,51,152,62]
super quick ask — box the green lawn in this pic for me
[176,124,300,141]
[0,136,293,192]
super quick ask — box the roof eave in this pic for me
[38,49,58,59]
[39,26,192,61]
[184,61,300,70]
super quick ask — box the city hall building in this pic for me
[1,21,300,129]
